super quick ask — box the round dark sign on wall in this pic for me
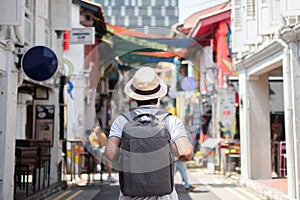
[21,46,58,81]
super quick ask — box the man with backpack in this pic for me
[104,66,194,199]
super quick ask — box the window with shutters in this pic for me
[282,0,300,18]
[36,0,48,19]
[246,0,255,17]
[24,0,34,45]
[234,0,242,28]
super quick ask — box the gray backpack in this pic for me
[119,110,174,197]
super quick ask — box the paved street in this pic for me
[44,167,266,200]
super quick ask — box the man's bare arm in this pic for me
[174,137,194,161]
[105,136,121,161]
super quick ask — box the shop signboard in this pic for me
[70,27,95,44]
[217,88,236,132]
[35,105,54,146]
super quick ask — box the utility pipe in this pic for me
[275,36,298,199]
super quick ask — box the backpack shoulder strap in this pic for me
[120,111,137,122]
[155,110,172,122]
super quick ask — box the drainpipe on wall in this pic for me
[274,27,297,199]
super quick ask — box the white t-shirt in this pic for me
[109,105,188,200]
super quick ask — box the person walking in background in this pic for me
[174,160,196,192]
[174,130,195,192]
[194,126,201,154]
[104,67,194,200]
[89,125,117,183]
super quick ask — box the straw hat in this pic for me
[124,67,167,100]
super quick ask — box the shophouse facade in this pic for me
[231,0,300,199]
[0,0,106,199]
[64,0,106,148]
[0,0,101,199]
[186,2,236,140]
[176,1,241,173]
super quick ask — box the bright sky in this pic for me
[178,0,228,23]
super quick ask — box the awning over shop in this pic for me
[190,8,231,46]
[72,0,107,38]
[137,37,196,48]
[114,36,182,64]
[107,24,194,65]
[113,35,166,57]
[132,51,184,58]
[119,52,175,64]
[181,1,230,35]
[107,23,165,38]
[108,24,196,48]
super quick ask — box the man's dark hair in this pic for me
[136,98,158,106]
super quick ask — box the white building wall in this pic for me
[64,4,87,143]
[283,39,300,199]
[248,74,272,179]
[238,70,251,178]
[0,46,19,200]
[233,0,300,198]
[84,89,97,132]
[0,0,71,198]
[66,76,86,141]
[289,41,300,199]
[47,89,61,184]
[16,94,33,139]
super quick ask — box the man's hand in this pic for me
[174,137,194,161]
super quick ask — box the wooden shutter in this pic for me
[232,0,244,52]
[0,0,22,25]
[282,0,300,16]
[51,0,71,30]
[245,0,259,44]
[258,0,281,34]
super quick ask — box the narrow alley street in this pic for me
[2,0,300,200]
[43,165,265,200]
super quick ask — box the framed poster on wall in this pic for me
[35,105,55,146]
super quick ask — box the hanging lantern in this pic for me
[63,30,70,50]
